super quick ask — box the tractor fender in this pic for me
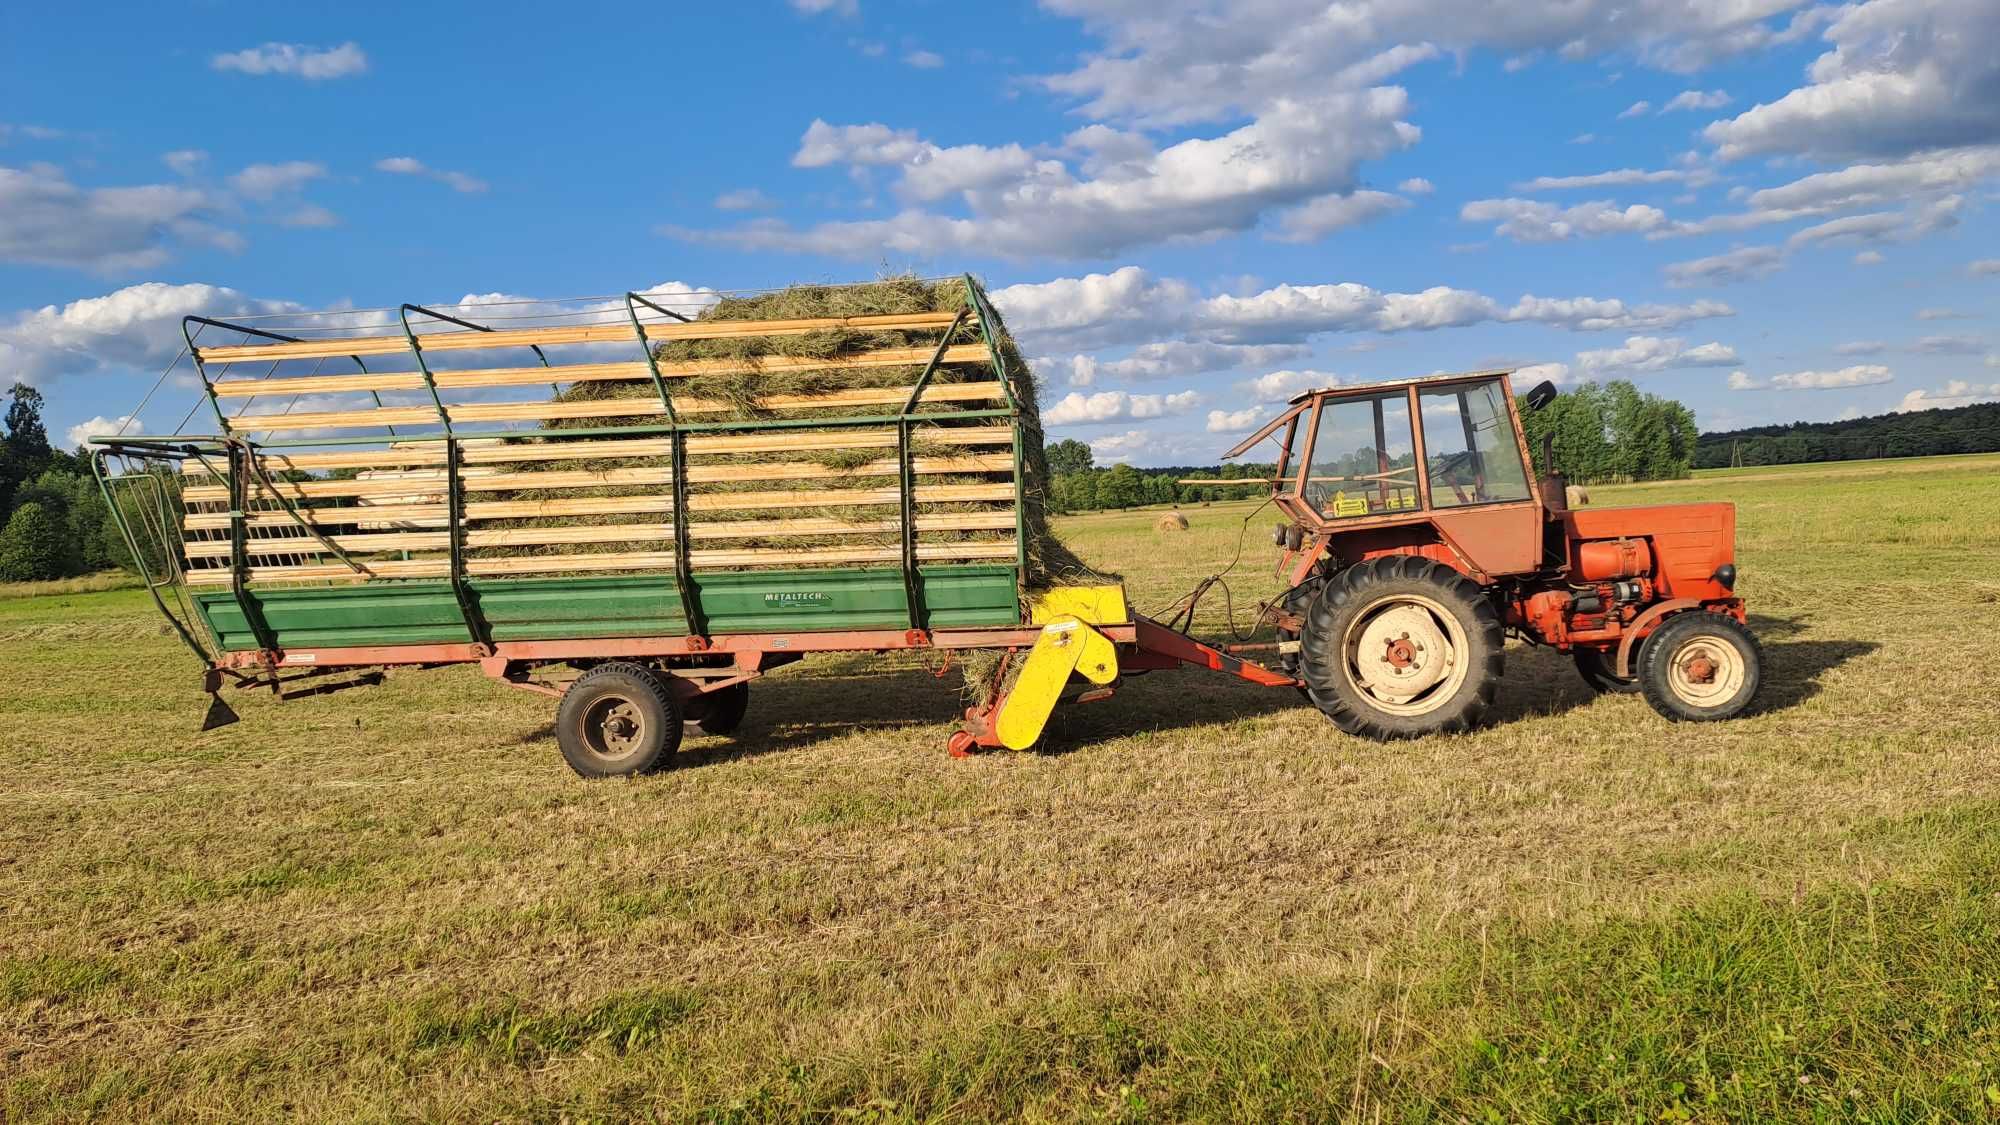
[1614,598,1700,678]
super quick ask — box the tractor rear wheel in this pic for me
[1638,612,1762,722]
[555,662,683,778]
[1574,648,1641,694]
[1298,556,1504,739]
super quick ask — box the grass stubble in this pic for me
[2,455,1999,1120]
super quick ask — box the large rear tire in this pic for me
[555,662,683,778]
[1638,612,1762,722]
[1298,556,1504,739]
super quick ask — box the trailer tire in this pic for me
[555,662,683,778]
[1574,648,1642,695]
[687,682,749,737]
[1298,556,1503,739]
[1638,612,1761,722]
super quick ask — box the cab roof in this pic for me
[1285,368,1518,405]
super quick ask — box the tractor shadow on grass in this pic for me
[511,614,1876,766]
[1489,612,1876,724]
[1739,613,1878,716]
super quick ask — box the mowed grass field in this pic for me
[5,453,2000,1121]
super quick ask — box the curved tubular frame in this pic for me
[109,281,1036,690]
[397,305,491,651]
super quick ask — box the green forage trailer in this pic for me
[93,277,1294,777]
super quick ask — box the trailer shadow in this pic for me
[510,613,1875,766]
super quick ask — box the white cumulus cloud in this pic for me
[374,156,487,194]
[1706,0,2000,161]
[65,414,143,448]
[0,281,304,384]
[990,267,1735,354]
[1770,364,1893,390]
[1575,335,1740,375]
[1206,407,1266,433]
[228,161,327,200]
[0,163,235,273]
[1663,245,1786,287]
[680,90,1422,259]
[1044,389,1204,426]
[1661,89,1732,113]
[210,42,368,80]
[1896,380,2000,412]
[1460,198,1672,241]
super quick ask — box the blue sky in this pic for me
[2,0,1996,465]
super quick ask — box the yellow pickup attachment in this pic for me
[1027,584,1129,627]
[993,616,1119,750]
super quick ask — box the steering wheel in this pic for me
[1431,450,1487,504]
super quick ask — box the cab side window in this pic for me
[1419,381,1533,508]
[1301,393,1418,519]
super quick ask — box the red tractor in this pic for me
[1228,370,1761,737]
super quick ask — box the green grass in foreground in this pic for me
[3,454,2000,1120]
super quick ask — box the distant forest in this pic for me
[1693,401,2000,468]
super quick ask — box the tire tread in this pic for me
[1298,555,1504,740]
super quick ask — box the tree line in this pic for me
[1693,401,2000,468]
[1046,380,1701,513]
[1518,379,1698,484]
[1046,439,1281,513]
[0,383,146,582]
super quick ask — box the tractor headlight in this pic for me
[1713,563,1737,590]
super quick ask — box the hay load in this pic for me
[484,275,1101,590]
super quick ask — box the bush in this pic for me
[0,502,72,582]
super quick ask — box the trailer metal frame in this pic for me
[91,276,1300,758]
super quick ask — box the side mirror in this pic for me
[1523,380,1558,412]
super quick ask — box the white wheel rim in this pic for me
[1341,592,1469,716]
[1664,632,1747,708]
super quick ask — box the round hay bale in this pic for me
[1565,484,1591,508]
[1155,511,1190,531]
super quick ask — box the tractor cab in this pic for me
[1226,370,1552,580]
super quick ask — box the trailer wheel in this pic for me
[555,662,683,778]
[1638,612,1761,722]
[687,682,749,737]
[1574,648,1641,695]
[1298,556,1503,739]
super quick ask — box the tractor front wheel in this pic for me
[1638,612,1762,722]
[1298,556,1504,739]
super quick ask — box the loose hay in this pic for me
[469,276,1112,698]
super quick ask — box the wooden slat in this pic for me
[183,540,1019,584]
[179,455,1015,503]
[181,511,1022,559]
[226,381,1005,433]
[206,345,993,398]
[179,425,1016,473]
[179,483,1019,530]
[194,311,972,364]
